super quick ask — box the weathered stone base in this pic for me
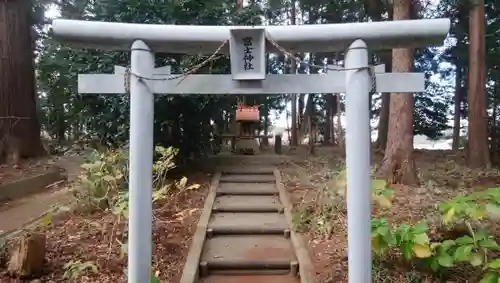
[235,138,259,155]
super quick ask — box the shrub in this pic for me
[370,188,500,282]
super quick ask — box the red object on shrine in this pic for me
[235,104,260,121]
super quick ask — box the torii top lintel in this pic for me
[51,18,450,54]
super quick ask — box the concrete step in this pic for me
[219,174,276,183]
[217,183,277,195]
[219,167,276,175]
[181,168,308,283]
[200,235,297,267]
[201,274,300,283]
[213,195,283,212]
[208,212,288,234]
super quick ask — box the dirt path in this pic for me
[180,164,313,283]
[0,155,85,237]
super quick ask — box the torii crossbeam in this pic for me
[78,67,424,94]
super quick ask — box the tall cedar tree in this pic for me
[467,0,490,168]
[0,0,45,162]
[376,0,419,185]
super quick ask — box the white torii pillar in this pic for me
[128,41,154,283]
[52,18,450,283]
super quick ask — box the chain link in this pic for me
[122,34,378,94]
[124,67,131,95]
[123,40,228,93]
[265,32,377,93]
[367,66,377,94]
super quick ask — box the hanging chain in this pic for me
[124,67,131,95]
[123,40,228,93]
[265,32,377,94]
[367,66,377,94]
[122,34,378,94]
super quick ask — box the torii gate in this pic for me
[52,18,450,283]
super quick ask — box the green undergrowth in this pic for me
[291,166,500,282]
[42,146,200,282]
[291,168,394,235]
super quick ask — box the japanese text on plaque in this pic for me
[242,36,254,71]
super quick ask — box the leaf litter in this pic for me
[0,172,211,283]
[280,147,500,283]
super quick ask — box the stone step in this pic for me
[200,235,297,268]
[219,167,276,175]
[201,274,300,283]
[217,183,277,195]
[213,195,282,212]
[208,212,288,235]
[219,174,276,183]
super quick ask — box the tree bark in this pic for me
[263,101,269,146]
[375,53,392,151]
[290,98,298,147]
[490,90,498,163]
[376,0,419,186]
[0,0,45,162]
[7,233,46,279]
[300,53,320,143]
[298,93,305,130]
[286,103,292,145]
[335,94,344,152]
[324,94,332,145]
[452,22,465,152]
[376,93,390,150]
[467,0,490,168]
[363,1,392,151]
[214,110,224,152]
[289,0,298,146]
[308,94,314,154]
[299,95,313,138]
[54,103,66,142]
[331,94,336,144]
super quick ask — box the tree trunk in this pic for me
[55,104,66,142]
[290,97,298,146]
[286,105,292,145]
[467,0,490,168]
[7,233,46,279]
[308,94,315,154]
[376,0,419,186]
[375,52,392,151]
[376,93,390,150]
[0,0,45,163]
[335,94,344,152]
[363,1,391,151]
[490,92,498,163]
[452,63,463,151]
[324,95,332,145]
[298,93,305,130]
[230,111,237,152]
[214,110,224,152]
[289,0,298,146]
[263,101,269,146]
[299,95,313,139]
[331,94,336,144]
[300,53,319,143]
